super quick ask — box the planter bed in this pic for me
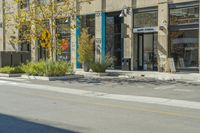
[0,73,22,77]
[21,74,83,81]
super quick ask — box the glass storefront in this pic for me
[133,9,158,71]
[56,18,71,61]
[80,15,95,37]
[170,30,198,69]
[37,20,50,60]
[169,4,199,71]
[170,5,199,25]
[106,12,123,69]
[134,10,158,28]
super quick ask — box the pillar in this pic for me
[123,9,134,70]
[31,21,38,61]
[95,12,105,63]
[158,0,169,72]
[71,17,77,70]
[75,16,81,68]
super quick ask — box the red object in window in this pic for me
[61,39,69,51]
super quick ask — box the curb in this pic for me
[0,73,22,77]
[20,74,84,81]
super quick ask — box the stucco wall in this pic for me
[4,0,19,51]
[79,0,102,15]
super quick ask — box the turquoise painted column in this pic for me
[101,12,106,64]
[76,16,81,68]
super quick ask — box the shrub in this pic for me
[21,60,46,76]
[90,54,113,73]
[90,62,107,73]
[21,60,73,77]
[78,28,94,64]
[45,60,73,76]
[0,66,24,74]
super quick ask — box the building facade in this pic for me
[75,0,200,73]
[1,0,200,73]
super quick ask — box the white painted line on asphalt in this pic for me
[0,77,27,81]
[1,80,200,110]
[154,85,176,90]
[0,80,8,84]
[173,89,193,92]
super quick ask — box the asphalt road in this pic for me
[0,77,200,133]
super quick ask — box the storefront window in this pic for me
[37,20,50,60]
[19,22,31,51]
[134,11,158,28]
[56,18,71,61]
[80,15,95,36]
[170,30,199,69]
[106,13,122,69]
[170,6,199,25]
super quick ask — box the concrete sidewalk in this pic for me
[75,69,200,82]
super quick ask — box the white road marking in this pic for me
[173,89,193,92]
[1,80,200,110]
[154,85,176,90]
[0,77,27,81]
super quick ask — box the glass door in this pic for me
[137,33,158,71]
[143,34,153,70]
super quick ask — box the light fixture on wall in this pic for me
[119,6,132,18]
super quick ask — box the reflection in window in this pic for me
[19,22,31,51]
[106,15,122,69]
[170,30,199,69]
[170,6,199,25]
[37,20,50,60]
[80,15,95,37]
[134,11,158,28]
[56,18,71,61]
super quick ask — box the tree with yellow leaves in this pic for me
[4,0,91,60]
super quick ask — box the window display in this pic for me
[170,30,198,69]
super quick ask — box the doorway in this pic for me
[106,12,123,69]
[137,33,158,71]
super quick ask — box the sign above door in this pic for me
[133,27,158,33]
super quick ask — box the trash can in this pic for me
[122,58,131,71]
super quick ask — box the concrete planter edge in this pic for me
[0,73,22,77]
[21,74,83,81]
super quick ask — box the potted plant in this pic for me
[78,28,94,72]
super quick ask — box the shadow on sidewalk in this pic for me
[64,77,200,87]
[0,113,81,133]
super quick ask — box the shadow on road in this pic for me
[0,113,80,133]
